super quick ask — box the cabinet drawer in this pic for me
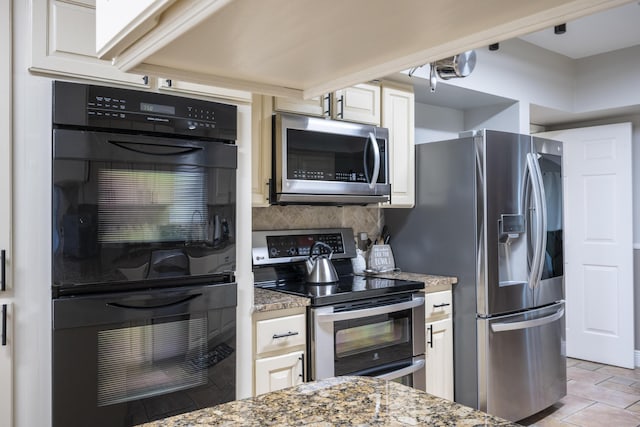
[425,290,452,320]
[255,314,306,355]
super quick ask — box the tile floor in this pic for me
[519,358,640,427]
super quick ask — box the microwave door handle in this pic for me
[316,297,424,323]
[367,132,381,190]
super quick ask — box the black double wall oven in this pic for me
[51,81,238,427]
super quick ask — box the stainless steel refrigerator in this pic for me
[385,129,566,422]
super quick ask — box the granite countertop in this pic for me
[136,376,520,427]
[252,287,310,313]
[253,272,457,313]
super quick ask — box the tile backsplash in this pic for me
[252,206,382,240]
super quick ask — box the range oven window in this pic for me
[333,308,413,376]
[52,129,237,289]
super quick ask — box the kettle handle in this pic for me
[310,241,333,259]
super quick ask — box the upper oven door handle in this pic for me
[315,296,425,323]
[108,140,204,156]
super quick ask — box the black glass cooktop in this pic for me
[254,260,424,306]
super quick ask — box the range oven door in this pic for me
[52,282,237,427]
[52,129,237,293]
[310,293,425,391]
[273,112,391,205]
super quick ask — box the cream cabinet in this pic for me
[381,82,415,208]
[251,95,273,207]
[157,78,252,104]
[30,0,150,87]
[273,83,380,126]
[424,290,454,400]
[273,95,328,118]
[253,308,306,395]
[333,83,381,126]
[0,0,12,424]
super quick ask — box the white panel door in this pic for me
[539,123,634,368]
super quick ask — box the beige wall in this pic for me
[252,206,382,239]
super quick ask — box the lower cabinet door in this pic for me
[255,350,304,396]
[425,318,453,400]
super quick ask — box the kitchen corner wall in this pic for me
[252,206,382,239]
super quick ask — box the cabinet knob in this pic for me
[1,249,5,291]
[1,304,6,346]
[299,355,305,380]
[142,75,149,85]
[433,302,450,308]
[272,331,299,340]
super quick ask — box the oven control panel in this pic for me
[252,228,356,265]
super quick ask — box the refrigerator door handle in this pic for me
[526,153,547,289]
[491,306,564,332]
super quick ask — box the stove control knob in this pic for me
[270,247,278,257]
[288,247,297,256]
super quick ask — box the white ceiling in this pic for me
[404,1,640,125]
[519,1,640,59]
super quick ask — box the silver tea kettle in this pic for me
[305,241,339,283]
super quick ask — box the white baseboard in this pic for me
[635,350,640,367]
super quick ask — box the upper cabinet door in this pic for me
[273,95,328,118]
[95,0,627,98]
[333,83,380,126]
[31,0,150,87]
[381,82,415,208]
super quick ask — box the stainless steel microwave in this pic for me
[271,112,391,205]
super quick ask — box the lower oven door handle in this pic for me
[316,297,425,323]
[375,359,426,381]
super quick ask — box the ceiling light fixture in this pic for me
[554,23,566,34]
[408,50,477,93]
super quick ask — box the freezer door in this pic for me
[477,302,566,422]
[479,130,535,315]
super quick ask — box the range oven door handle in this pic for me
[316,297,425,323]
[106,293,202,310]
[375,359,426,381]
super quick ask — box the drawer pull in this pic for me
[272,331,299,340]
[433,302,450,308]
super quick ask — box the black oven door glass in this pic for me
[52,283,236,427]
[52,129,237,288]
[286,129,387,184]
[333,309,412,376]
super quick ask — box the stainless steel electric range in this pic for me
[252,228,426,390]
